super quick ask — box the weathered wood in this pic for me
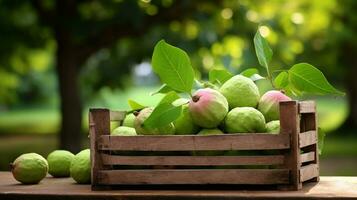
[97,169,290,185]
[101,154,285,166]
[279,101,302,190]
[300,164,319,182]
[299,101,316,113]
[300,152,315,163]
[109,110,126,121]
[89,109,111,190]
[299,131,317,148]
[98,134,290,151]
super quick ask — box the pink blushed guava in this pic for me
[219,75,260,109]
[189,88,228,128]
[258,90,291,122]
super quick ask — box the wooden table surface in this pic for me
[0,172,357,200]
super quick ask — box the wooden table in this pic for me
[0,172,356,200]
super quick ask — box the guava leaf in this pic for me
[274,71,289,89]
[152,40,194,94]
[158,91,180,105]
[318,127,326,155]
[128,99,146,110]
[289,63,345,95]
[240,68,259,77]
[172,98,190,107]
[209,68,233,85]
[143,103,182,128]
[254,28,273,69]
[150,84,176,96]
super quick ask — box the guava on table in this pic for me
[112,126,137,136]
[224,107,266,133]
[266,120,280,134]
[219,75,260,109]
[134,107,175,135]
[258,90,291,122]
[70,149,91,184]
[174,104,199,135]
[189,88,228,128]
[11,153,48,184]
[47,150,74,177]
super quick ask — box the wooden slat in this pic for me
[101,155,285,166]
[300,152,315,163]
[98,134,290,151]
[299,130,317,148]
[110,111,126,121]
[300,164,319,182]
[97,169,289,185]
[299,101,316,114]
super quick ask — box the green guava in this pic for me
[266,120,280,134]
[219,75,260,109]
[224,107,266,133]
[134,107,175,135]
[258,90,291,122]
[47,150,74,177]
[70,149,91,184]
[11,153,48,184]
[189,88,228,128]
[123,113,135,128]
[112,126,137,136]
[197,128,224,135]
[174,104,199,135]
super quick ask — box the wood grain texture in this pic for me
[279,101,302,190]
[101,155,285,166]
[97,169,290,185]
[300,164,319,182]
[299,101,316,113]
[110,110,126,121]
[299,131,317,148]
[98,134,290,151]
[300,152,315,163]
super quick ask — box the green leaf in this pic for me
[318,127,326,155]
[209,68,233,85]
[289,63,345,95]
[274,71,289,89]
[150,84,175,96]
[128,99,146,110]
[143,103,182,128]
[172,98,190,107]
[158,91,180,105]
[250,74,265,82]
[240,68,259,77]
[254,28,273,69]
[152,40,194,94]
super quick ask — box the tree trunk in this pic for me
[55,35,82,153]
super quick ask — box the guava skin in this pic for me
[189,88,229,128]
[134,108,175,135]
[224,107,266,133]
[112,126,137,136]
[219,75,260,109]
[197,128,224,135]
[266,120,280,134]
[123,114,135,128]
[258,90,291,122]
[47,150,74,177]
[11,153,48,184]
[174,104,199,135]
[70,149,91,184]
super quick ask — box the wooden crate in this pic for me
[89,100,319,190]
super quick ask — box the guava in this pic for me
[11,153,48,184]
[134,107,175,135]
[266,120,280,134]
[47,150,74,177]
[189,88,228,128]
[224,107,266,133]
[174,104,199,135]
[112,126,137,136]
[123,113,135,128]
[219,75,260,109]
[70,149,91,184]
[197,128,224,135]
[258,90,292,122]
